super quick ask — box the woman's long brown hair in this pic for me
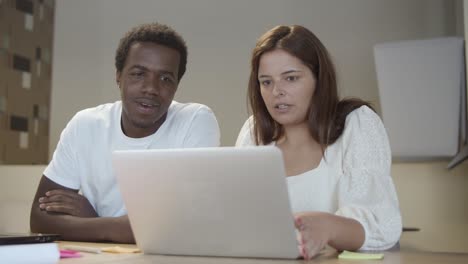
[248,25,372,150]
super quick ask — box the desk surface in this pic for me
[58,241,468,264]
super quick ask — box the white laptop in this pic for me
[112,146,299,259]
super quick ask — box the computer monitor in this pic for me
[374,37,467,168]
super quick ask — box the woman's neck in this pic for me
[277,122,324,176]
[277,122,320,149]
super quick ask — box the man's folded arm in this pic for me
[30,176,134,243]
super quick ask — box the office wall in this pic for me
[0,165,44,233]
[49,0,455,150]
[0,0,466,250]
[394,162,468,252]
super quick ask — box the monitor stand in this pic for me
[448,66,468,169]
[447,145,468,169]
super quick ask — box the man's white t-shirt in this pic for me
[44,101,220,217]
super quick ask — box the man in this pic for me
[30,23,220,243]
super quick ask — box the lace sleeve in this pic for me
[335,106,402,250]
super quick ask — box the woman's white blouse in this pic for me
[235,106,402,250]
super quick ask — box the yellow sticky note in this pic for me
[338,250,384,260]
[101,246,141,254]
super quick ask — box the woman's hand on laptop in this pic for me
[294,212,334,260]
[38,189,98,217]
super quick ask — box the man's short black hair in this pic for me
[115,22,188,81]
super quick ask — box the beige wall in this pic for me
[394,162,468,252]
[0,0,467,251]
[49,0,457,150]
[0,166,44,233]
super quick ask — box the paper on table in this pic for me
[62,245,101,254]
[338,250,384,260]
[0,243,59,263]
[101,246,141,253]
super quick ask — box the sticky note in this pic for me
[39,5,44,21]
[34,119,39,135]
[19,132,29,149]
[101,246,141,254]
[338,250,384,260]
[36,61,41,77]
[2,33,9,49]
[0,96,6,112]
[39,105,49,120]
[44,48,51,64]
[22,72,31,89]
[59,249,82,259]
[25,14,34,31]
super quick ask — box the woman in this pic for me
[236,25,402,259]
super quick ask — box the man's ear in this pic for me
[116,71,121,87]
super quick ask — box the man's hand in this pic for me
[294,212,335,260]
[38,189,98,218]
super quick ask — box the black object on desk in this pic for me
[0,233,60,245]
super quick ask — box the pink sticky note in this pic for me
[60,249,83,258]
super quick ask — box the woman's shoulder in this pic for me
[337,105,390,153]
[343,105,385,136]
[345,105,380,124]
[340,105,391,165]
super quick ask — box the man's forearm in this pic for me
[30,208,134,243]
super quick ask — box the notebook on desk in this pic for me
[112,146,299,259]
